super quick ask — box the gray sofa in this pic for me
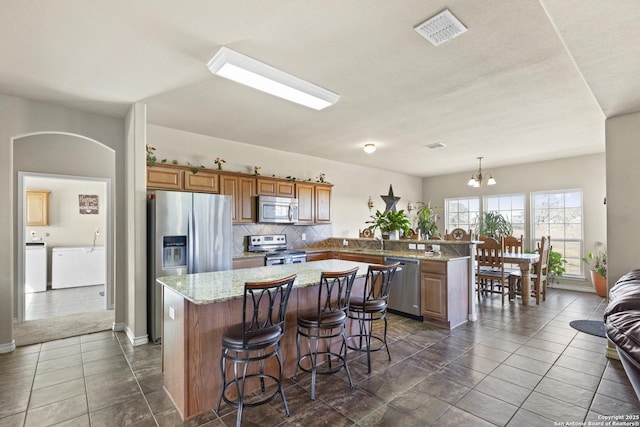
[604,269,640,400]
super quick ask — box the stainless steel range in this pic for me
[247,234,307,266]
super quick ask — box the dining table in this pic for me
[503,252,540,305]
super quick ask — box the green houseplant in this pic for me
[473,211,513,239]
[414,202,441,239]
[366,209,411,240]
[582,241,607,297]
[548,249,568,285]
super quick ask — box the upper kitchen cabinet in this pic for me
[295,182,332,224]
[220,172,256,223]
[147,164,183,190]
[26,190,51,226]
[256,178,295,198]
[183,169,220,193]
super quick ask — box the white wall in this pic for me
[606,111,640,286]
[147,124,424,237]
[421,153,607,289]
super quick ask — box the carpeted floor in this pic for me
[13,310,115,347]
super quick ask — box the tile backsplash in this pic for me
[232,223,333,256]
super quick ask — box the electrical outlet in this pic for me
[343,239,348,246]
[417,243,425,251]
[432,244,440,252]
[169,306,175,320]
[408,243,417,250]
[301,233,306,241]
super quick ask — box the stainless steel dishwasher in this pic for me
[384,256,422,318]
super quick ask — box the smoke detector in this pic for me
[414,9,467,46]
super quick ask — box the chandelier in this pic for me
[467,157,496,187]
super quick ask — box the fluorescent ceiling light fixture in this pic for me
[207,47,340,110]
[364,143,376,154]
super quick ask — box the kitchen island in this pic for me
[158,259,372,420]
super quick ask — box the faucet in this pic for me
[375,236,384,251]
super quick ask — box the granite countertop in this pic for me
[158,259,372,305]
[306,247,469,262]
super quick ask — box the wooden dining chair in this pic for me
[475,237,509,305]
[503,235,524,274]
[509,236,550,304]
[444,228,472,241]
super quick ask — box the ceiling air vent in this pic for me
[414,9,467,46]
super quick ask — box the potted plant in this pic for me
[414,201,441,239]
[582,241,607,297]
[366,209,411,240]
[473,211,513,239]
[548,249,568,285]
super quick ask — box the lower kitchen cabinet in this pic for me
[336,252,384,265]
[305,251,331,262]
[420,258,469,329]
[232,256,265,269]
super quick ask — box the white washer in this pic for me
[25,242,47,293]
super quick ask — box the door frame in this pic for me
[17,171,113,322]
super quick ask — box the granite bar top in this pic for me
[158,259,372,305]
[306,247,470,262]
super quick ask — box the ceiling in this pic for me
[1,1,639,177]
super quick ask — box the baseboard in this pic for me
[112,322,125,332]
[0,340,16,354]
[125,325,149,346]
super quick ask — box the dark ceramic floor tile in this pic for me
[82,354,129,377]
[36,353,82,374]
[285,401,352,427]
[562,345,607,365]
[53,413,90,427]
[38,344,81,362]
[0,390,30,419]
[32,364,84,390]
[24,394,87,427]
[389,389,451,424]
[514,345,560,364]
[84,365,136,392]
[452,352,500,374]
[356,403,423,427]
[590,392,640,417]
[321,386,384,422]
[357,361,429,402]
[502,353,552,376]
[534,377,596,408]
[569,337,607,353]
[454,389,518,426]
[155,407,222,427]
[435,363,487,388]
[28,377,86,409]
[80,336,120,353]
[524,337,568,354]
[0,412,26,427]
[473,375,532,407]
[489,363,543,390]
[80,344,123,363]
[467,344,512,363]
[521,391,588,421]
[433,404,501,426]
[89,394,156,426]
[87,377,144,412]
[412,372,471,405]
[80,330,116,343]
[555,354,607,377]
[532,331,574,346]
[40,336,81,351]
[479,336,523,353]
[506,408,554,427]
[602,360,632,384]
[544,365,601,391]
[597,378,639,404]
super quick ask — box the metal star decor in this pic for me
[381,185,401,213]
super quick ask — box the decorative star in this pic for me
[381,185,401,213]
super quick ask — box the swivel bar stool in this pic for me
[215,275,296,427]
[347,263,399,374]
[295,267,359,400]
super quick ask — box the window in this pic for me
[484,194,526,240]
[445,197,480,234]
[531,190,583,276]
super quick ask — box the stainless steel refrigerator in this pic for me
[147,190,232,343]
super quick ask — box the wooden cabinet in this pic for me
[26,190,51,226]
[296,182,333,224]
[337,252,384,265]
[183,170,219,193]
[305,251,331,262]
[232,256,265,270]
[420,259,469,329]
[256,178,295,197]
[220,173,256,224]
[147,165,183,190]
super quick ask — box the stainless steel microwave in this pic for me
[257,196,298,223]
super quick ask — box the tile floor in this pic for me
[25,285,105,321]
[1,288,639,426]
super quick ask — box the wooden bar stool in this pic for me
[347,263,399,374]
[215,275,296,427]
[295,267,359,400]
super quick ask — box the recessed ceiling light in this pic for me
[364,144,376,154]
[414,9,467,46]
[424,142,446,150]
[207,47,340,110]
